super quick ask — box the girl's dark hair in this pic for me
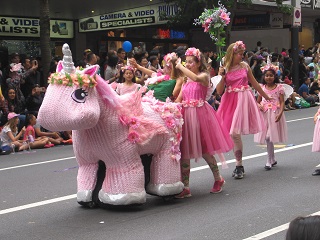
[262,69,280,84]
[86,52,95,63]
[25,113,35,127]
[286,216,320,240]
[149,55,158,65]
[108,55,119,68]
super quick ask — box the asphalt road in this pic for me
[0,107,319,240]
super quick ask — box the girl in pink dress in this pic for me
[254,66,288,170]
[217,41,271,179]
[175,47,233,198]
[115,66,141,95]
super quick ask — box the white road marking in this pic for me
[0,156,75,172]
[286,116,313,123]
[191,142,313,172]
[243,210,320,240]
[0,194,77,215]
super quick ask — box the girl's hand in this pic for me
[257,103,263,111]
[175,58,182,69]
[275,113,282,122]
[21,126,26,133]
[218,66,225,76]
[128,58,138,68]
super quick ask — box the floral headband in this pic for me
[233,41,246,52]
[260,55,279,72]
[185,47,201,61]
[121,65,136,73]
[49,71,97,88]
[163,52,177,66]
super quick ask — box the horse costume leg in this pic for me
[146,139,184,196]
[98,153,146,205]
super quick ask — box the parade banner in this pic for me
[0,16,74,38]
[78,3,178,32]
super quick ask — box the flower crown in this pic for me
[48,70,97,88]
[121,65,136,73]
[260,56,279,73]
[233,41,246,52]
[185,47,201,61]
[163,52,177,66]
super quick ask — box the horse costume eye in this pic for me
[71,88,88,103]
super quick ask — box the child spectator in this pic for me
[286,216,320,240]
[23,114,53,149]
[0,112,27,152]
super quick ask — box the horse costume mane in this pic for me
[38,44,184,207]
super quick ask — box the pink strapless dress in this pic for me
[180,80,233,160]
[217,64,265,135]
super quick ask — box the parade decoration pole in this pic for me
[194,1,231,61]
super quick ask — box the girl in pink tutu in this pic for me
[174,47,233,198]
[115,66,141,95]
[254,63,288,170]
[217,41,271,179]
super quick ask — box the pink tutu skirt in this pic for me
[218,90,265,135]
[254,109,287,144]
[312,119,320,152]
[181,102,233,160]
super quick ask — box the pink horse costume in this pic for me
[38,44,184,206]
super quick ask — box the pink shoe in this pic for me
[175,188,191,199]
[210,178,225,194]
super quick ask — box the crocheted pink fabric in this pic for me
[38,45,184,205]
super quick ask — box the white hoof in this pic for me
[98,190,146,205]
[146,181,184,196]
[77,190,93,203]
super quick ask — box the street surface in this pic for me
[0,107,319,240]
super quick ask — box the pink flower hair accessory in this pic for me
[260,55,279,73]
[121,65,136,73]
[233,41,246,53]
[163,52,177,66]
[185,47,201,61]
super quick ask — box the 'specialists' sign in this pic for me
[79,3,178,32]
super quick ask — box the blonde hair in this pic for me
[224,42,245,72]
[4,117,18,134]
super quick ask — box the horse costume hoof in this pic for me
[146,181,184,196]
[98,190,147,205]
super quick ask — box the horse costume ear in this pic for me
[83,65,99,76]
[56,61,63,73]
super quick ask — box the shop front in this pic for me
[78,2,188,60]
[0,16,74,68]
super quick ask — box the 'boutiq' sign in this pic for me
[79,3,178,32]
[0,16,74,38]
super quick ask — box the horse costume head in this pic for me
[38,44,118,131]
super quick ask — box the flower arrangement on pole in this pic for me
[194,1,231,61]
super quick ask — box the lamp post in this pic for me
[291,0,301,90]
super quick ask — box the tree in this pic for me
[39,0,51,86]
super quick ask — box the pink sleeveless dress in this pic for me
[312,108,320,152]
[254,84,287,144]
[217,63,265,135]
[180,79,233,160]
